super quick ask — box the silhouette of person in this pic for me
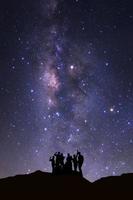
[65,153,73,173]
[60,153,65,169]
[77,151,84,176]
[54,152,63,174]
[49,156,55,173]
[53,152,58,173]
[50,151,84,176]
[72,154,78,172]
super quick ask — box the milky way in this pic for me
[0,0,133,181]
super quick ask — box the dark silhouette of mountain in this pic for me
[0,171,132,199]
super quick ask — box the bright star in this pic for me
[110,107,114,112]
[70,65,74,70]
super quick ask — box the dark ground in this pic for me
[0,171,132,199]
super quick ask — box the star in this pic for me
[55,112,60,117]
[30,89,34,93]
[44,127,48,131]
[110,107,114,112]
[70,65,74,70]
[105,62,109,66]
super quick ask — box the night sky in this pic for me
[0,0,133,182]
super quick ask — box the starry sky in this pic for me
[0,0,133,182]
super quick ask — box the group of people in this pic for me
[49,151,84,176]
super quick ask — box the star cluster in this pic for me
[0,0,133,181]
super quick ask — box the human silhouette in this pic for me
[49,156,55,173]
[50,151,84,176]
[72,154,78,172]
[65,153,73,173]
[54,152,61,173]
[60,153,65,170]
[77,151,84,176]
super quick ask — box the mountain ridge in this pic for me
[0,170,132,199]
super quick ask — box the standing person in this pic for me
[54,152,59,173]
[49,155,55,173]
[72,154,78,172]
[77,151,84,176]
[60,153,65,170]
[57,152,61,168]
[66,153,73,173]
[55,152,62,173]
